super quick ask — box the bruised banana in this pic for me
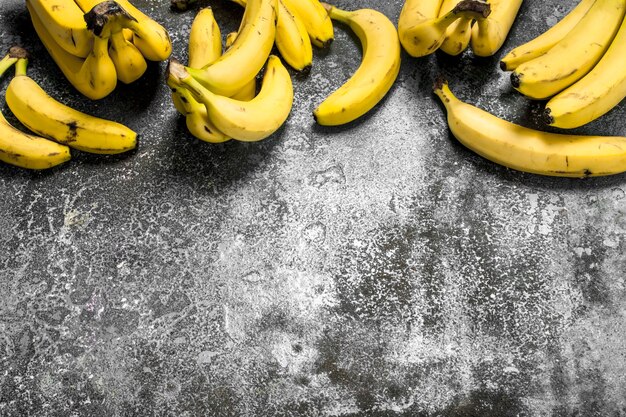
[6,55,137,154]
[471,0,523,57]
[512,0,626,99]
[169,55,293,142]
[434,79,626,178]
[74,0,172,61]
[27,1,118,99]
[0,49,70,170]
[25,0,93,58]
[544,12,626,129]
[281,0,333,48]
[399,0,491,58]
[500,0,595,71]
[187,0,276,97]
[439,0,473,56]
[314,4,400,126]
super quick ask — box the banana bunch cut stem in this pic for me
[398,0,491,58]
[501,0,626,129]
[26,0,172,99]
[434,78,626,178]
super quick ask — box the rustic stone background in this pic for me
[1,0,625,415]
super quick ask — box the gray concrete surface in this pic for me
[1,0,626,415]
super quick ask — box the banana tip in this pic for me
[8,46,29,60]
[499,61,507,71]
[542,108,555,126]
[433,76,448,92]
[510,72,521,88]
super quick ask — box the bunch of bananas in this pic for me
[434,78,626,178]
[0,47,137,170]
[26,0,172,99]
[167,0,401,142]
[398,0,521,57]
[502,0,626,129]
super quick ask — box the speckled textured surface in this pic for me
[1,0,626,415]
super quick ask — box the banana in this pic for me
[224,32,257,101]
[6,55,137,154]
[500,0,595,71]
[544,12,626,129]
[188,8,222,69]
[0,49,70,170]
[27,2,118,100]
[439,0,473,56]
[470,0,523,57]
[434,78,626,178]
[168,55,293,142]
[170,86,231,143]
[25,0,93,58]
[186,0,277,97]
[225,32,239,51]
[398,0,491,58]
[74,0,172,61]
[108,27,147,84]
[313,4,401,126]
[281,0,334,48]
[511,0,626,100]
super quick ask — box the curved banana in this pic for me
[434,79,626,178]
[470,0,523,57]
[500,0,595,71]
[0,50,70,170]
[109,28,147,84]
[281,0,334,48]
[6,58,137,154]
[544,13,626,129]
[313,4,401,126]
[188,8,222,69]
[74,0,172,61]
[511,0,626,100]
[27,2,118,100]
[224,32,257,101]
[170,86,230,143]
[169,55,293,142]
[276,0,314,71]
[439,0,472,56]
[25,0,93,58]
[186,0,277,97]
[399,0,491,58]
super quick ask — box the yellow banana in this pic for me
[399,0,491,58]
[511,0,626,100]
[500,0,595,71]
[281,0,334,48]
[398,0,443,31]
[109,28,147,84]
[223,32,257,101]
[6,57,137,154]
[188,7,222,69]
[0,49,70,170]
[171,86,230,143]
[27,2,118,100]
[314,4,400,126]
[439,0,473,56]
[25,0,93,58]
[74,0,172,61]
[225,32,238,51]
[186,0,276,97]
[470,0,523,57]
[434,78,626,178]
[544,13,626,129]
[169,55,293,142]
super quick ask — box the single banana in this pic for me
[511,0,626,100]
[74,0,172,61]
[0,49,70,170]
[25,0,93,58]
[439,0,473,56]
[188,7,222,69]
[6,56,137,154]
[470,0,523,57]
[500,0,595,71]
[313,4,401,126]
[171,86,230,143]
[399,0,491,58]
[544,13,626,129]
[168,55,293,142]
[224,32,257,101]
[27,2,118,100]
[186,0,277,97]
[281,0,334,48]
[108,27,147,84]
[434,78,626,178]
